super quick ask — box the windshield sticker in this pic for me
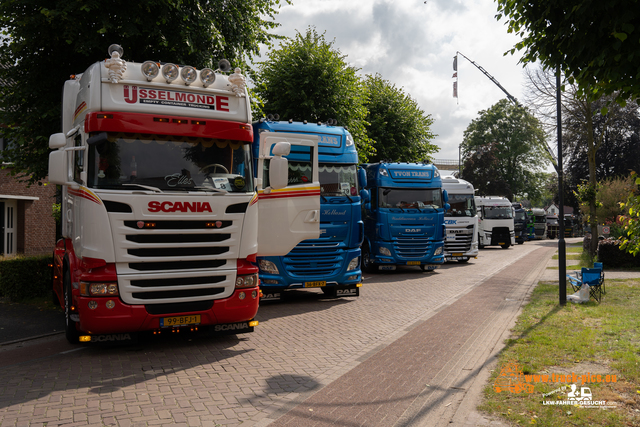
[165,173,195,187]
[340,182,350,194]
[212,178,231,191]
[234,177,246,189]
[389,170,432,179]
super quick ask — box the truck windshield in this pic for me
[515,211,526,221]
[378,188,442,210]
[483,206,513,219]
[535,215,546,223]
[319,164,358,197]
[444,194,476,217]
[87,133,253,193]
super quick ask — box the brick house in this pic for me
[0,164,56,257]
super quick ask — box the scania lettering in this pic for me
[360,162,448,272]
[48,45,320,343]
[252,119,363,299]
[441,176,479,263]
[475,196,515,249]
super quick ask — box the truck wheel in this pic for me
[458,258,470,263]
[501,243,510,249]
[361,245,376,274]
[64,270,80,344]
[518,241,524,245]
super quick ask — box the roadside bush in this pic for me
[597,238,640,268]
[0,256,53,302]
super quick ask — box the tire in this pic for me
[501,243,510,249]
[361,245,376,274]
[64,270,80,344]
[518,241,524,245]
[458,258,470,263]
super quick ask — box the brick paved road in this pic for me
[0,240,560,426]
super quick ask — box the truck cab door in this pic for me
[256,132,320,256]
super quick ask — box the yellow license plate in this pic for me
[498,242,505,245]
[453,253,463,257]
[407,261,421,265]
[160,314,201,328]
[305,281,326,288]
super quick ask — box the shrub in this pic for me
[597,238,640,268]
[0,256,53,302]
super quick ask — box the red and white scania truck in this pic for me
[48,45,320,343]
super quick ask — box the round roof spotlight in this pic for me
[267,114,274,121]
[180,66,197,85]
[200,68,216,87]
[161,63,179,83]
[273,114,280,121]
[141,61,159,81]
[108,44,124,57]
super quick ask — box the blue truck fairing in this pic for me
[360,162,446,272]
[252,120,362,299]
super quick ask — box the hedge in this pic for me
[597,238,640,268]
[0,256,53,302]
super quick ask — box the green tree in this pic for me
[496,0,640,103]
[460,99,548,201]
[0,0,287,185]
[620,172,640,256]
[253,27,374,161]
[363,74,438,163]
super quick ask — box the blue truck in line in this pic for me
[252,119,363,300]
[359,162,448,272]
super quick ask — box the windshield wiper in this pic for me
[122,183,162,193]
[192,186,228,194]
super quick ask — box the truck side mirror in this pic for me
[48,149,77,188]
[444,203,450,211]
[49,133,66,149]
[358,167,367,188]
[359,188,370,203]
[442,189,449,203]
[268,141,291,190]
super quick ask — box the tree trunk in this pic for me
[586,102,599,258]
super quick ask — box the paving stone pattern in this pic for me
[0,241,556,426]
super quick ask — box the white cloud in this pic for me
[265,0,528,160]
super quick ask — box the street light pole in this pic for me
[557,64,566,305]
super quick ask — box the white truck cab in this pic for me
[475,196,515,249]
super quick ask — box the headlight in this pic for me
[80,282,119,296]
[141,61,159,81]
[434,246,443,256]
[347,257,359,271]
[161,63,179,83]
[258,259,279,274]
[180,66,197,85]
[200,68,216,87]
[379,247,391,256]
[236,274,258,288]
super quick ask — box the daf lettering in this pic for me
[405,228,421,233]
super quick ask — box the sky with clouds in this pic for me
[260,0,529,163]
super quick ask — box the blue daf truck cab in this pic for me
[252,119,363,300]
[360,162,448,273]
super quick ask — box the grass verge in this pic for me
[479,280,640,426]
